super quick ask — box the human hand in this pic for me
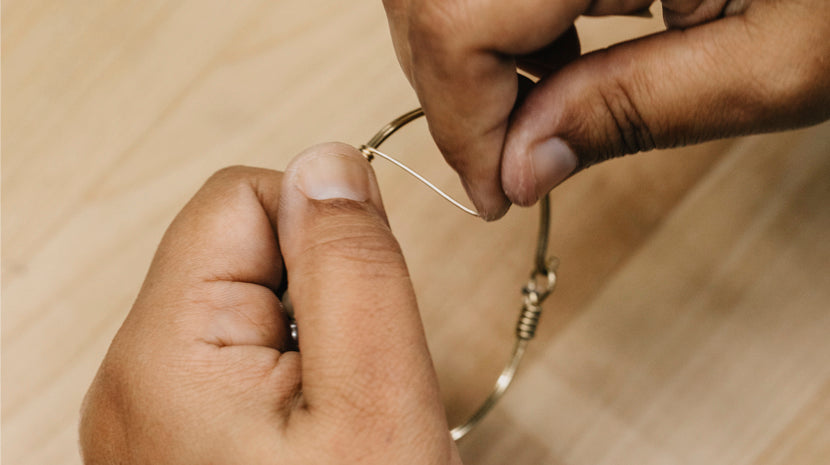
[79,143,462,464]
[383,0,830,219]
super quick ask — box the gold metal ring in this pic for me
[360,108,559,441]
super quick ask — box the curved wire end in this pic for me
[358,145,479,218]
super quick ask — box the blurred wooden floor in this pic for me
[2,2,829,464]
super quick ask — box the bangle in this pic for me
[360,108,559,441]
[287,108,559,441]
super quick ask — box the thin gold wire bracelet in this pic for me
[286,108,560,441]
[358,108,559,440]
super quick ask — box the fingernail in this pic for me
[531,138,578,196]
[297,154,371,201]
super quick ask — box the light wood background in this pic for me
[3,1,829,464]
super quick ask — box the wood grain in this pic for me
[2,2,828,464]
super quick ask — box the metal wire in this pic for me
[284,108,556,439]
[358,107,479,217]
[450,339,528,440]
[359,146,479,217]
[359,108,558,441]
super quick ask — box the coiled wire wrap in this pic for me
[358,108,559,441]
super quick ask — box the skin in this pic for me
[383,0,830,219]
[79,144,463,465]
[80,2,830,458]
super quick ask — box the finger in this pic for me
[516,26,581,80]
[661,0,730,28]
[502,1,830,205]
[131,166,289,349]
[394,0,652,220]
[277,143,444,419]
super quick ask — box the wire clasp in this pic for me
[354,107,559,442]
[517,257,559,341]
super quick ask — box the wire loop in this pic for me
[358,146,479,217]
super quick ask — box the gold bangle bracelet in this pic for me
[286,107,559,441]
[360,108,560,441]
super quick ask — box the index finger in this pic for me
[129,166,290,350]
[387,0,650,218]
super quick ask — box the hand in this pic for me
[383,0,830,219]
[79,144,462,464]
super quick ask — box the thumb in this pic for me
[502,3,830,206]
[277,143,448,428]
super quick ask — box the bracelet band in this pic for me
[285,107,558,440]
[359,108,559,441]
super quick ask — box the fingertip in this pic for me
[484,201,511,221]
[284,142,370,180]
[501,142,539,207]
[282,141,385,218]
[460,176,511,221]
[504,137,578,207]
[530,137,578,194]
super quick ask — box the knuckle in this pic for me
[409,0,468,48]
[759,48,830,124]
[201,166,258,198]
[302,201,408,277]
[205,165,280,192]
[79,344,141,452]
[309,235,407,277]
[207,165,258,183]
[198,165,281,208]
[586,77,658,166]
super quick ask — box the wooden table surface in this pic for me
[3,2,829,464]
